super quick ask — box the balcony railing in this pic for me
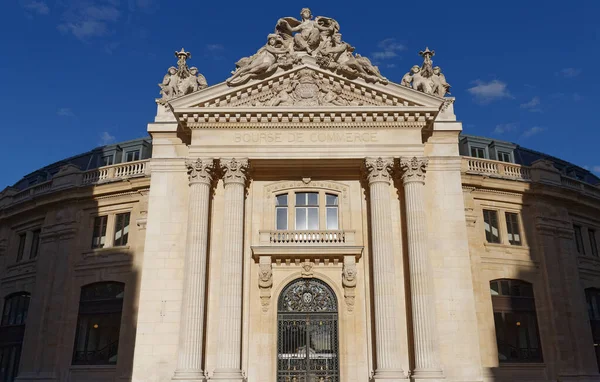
[82,160,149,185]
[462,157,531,180]
[259,230,355,245]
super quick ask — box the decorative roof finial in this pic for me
[156,48,207,105]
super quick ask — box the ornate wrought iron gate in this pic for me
[277,278,339,382]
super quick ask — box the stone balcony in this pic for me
[0,160,150,208]
[461,157,600,199]
[251,230,363,262]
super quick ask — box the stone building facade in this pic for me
[2,9,600,382]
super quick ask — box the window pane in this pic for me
[483,210,500,243]
[276,207,288,230]
[498,151,511,163]
[490,282,499,296]
[307,208,319,230]
[296,207,307,230]
[590,229,598,257]
[1,293,30,326]
[505,212,522,246]
[307,192,318,206]
[30,229,41,259]
[102,156,113,166]
[296,192,307,206]
[327,207,339,230]
[276,194,288,206]
[114,213,130,246]
[326,194,338,206]
[574,225,585,254]
[16,234,26,262]
[92,216,107,249]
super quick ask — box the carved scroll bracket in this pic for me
[342,256,357,312]
[258,256,273,312]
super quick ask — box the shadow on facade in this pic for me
[0,167,146,382]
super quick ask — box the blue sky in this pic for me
[1,0,599,187]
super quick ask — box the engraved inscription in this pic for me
[233,131,378,144]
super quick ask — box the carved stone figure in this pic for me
[258,265,273,289]
[157,49,208,104]
[227,9,388,86]
[276,8,339,55]
[258,259,273,312]
[321,83,349,106]
[401,47,451,97]
[227,34,300,86]
[342,260,357,312]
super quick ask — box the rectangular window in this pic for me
[326,194,339,230]
[114,213,130,246]
[471,147,486,159]
[29,229,41,259]
[16,233,26,262]
[498,151,512,163]
[295,192,319,230]
[590,229,599,257]
[505,212,522,246]
[101,155,114,166]
[275,194,288,230]
[124,150,140,162]
[92,216,108,249]
[574,225,585,255]
[483,209,501,243]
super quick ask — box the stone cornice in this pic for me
[187,121,428,130]
[177,107,436,127]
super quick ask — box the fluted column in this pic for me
[212,158,249,382]
[400,157,444,382]
[365,157,407,382]
[173,159,214,381]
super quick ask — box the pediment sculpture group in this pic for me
[156,8,451,104]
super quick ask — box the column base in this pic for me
[210,368,244,381]
[411,368,445,382]
[373,369,409,381]
[172,369,206,381]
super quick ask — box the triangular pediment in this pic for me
[169,58,445,111]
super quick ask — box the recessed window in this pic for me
[114,213,130,246]
[498,151,512,163]
[275,194,288,230]
[124,150,140,162]
[490,279,542,363]
[92,216,108,249]
[0,292,30,381]
[326,194,339,230]
[295,192,319,230]
[16,233,26,262]
[470,146,486,159]
[72,282,125,365]
[101,155,114,166]
[574,225,585,255]
[483,209,501,244]
[30,229,41,259]
[505,212,522,246]
[590,229,598,257]
[585,288,600,371]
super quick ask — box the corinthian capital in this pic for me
[400,156,428,184]
[365,157,394,184]
[220,158,249,185]
[185,158,214,185]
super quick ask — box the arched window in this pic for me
[585,288,600,371]
[490,279,543,362]
[275,191,341,231]
[0,292,30,382]
[72,282,124,365]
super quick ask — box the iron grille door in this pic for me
[277,279,339,382]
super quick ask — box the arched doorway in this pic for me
[277,278,339,382]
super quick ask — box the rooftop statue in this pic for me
[226,8,387,86]
[401,47,451,97]
[157,48,207,104]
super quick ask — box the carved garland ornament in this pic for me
[400,157,428,183]
[365,157,394,184]
[185,158,214,184]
